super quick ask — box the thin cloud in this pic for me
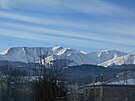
[0,0,10,9]
[0,28,106,48]
[0,0,133,16]
[0,27,134,52]
[0,10,135,37]
[0,22,135,47]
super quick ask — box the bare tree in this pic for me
[33,49,68,101]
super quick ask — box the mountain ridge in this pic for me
[0,46,129,67]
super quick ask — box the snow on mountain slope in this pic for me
[86,50,127,64]
[0,47,127,66]
[99,54,135,67]
[0,47,48,62]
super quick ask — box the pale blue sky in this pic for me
[0,0,135,52]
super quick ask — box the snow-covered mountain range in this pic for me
[0,46,132,67]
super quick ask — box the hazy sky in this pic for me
[0,0,135,53]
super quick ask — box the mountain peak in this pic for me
[52,46,63,50]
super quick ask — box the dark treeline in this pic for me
[0,66,32,101]
[0,64,68,101]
